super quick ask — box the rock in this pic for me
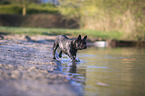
[7,65,14,69]
[11,70,21,80]
[0,64,3,67]
[0,35,4,39]
[28,66,37,72]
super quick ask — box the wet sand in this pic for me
[0,35,82,96]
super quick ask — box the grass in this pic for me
[0,26,123,41]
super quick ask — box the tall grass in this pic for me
[58,0,145,41]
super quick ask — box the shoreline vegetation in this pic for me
[0,0,145,41]
[58,0,145,41]
[0,26,123,41]
[1,26,145,47]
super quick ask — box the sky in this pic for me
[41,0,58,4]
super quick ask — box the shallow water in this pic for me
[61,47,145,96]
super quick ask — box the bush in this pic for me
[27,3,58,14]
[0,5,22,14]
[0,1,11,5]
[0,3,58,15]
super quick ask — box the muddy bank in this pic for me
[0,14,79,28]
[0,35,82,96]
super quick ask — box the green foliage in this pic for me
[27,3,58,14]
[58,0,81,19]
[0,1,11,5]
[0,5,22,14]
[41,3,55,7]
[0,2,58,15]
[0,0,145,40]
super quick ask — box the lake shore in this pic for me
[0,35,82,96]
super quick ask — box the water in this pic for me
[61,47,145,96]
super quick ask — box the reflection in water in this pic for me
[62,60,86,83]
[61,47,145,96]
[69,62,77,73]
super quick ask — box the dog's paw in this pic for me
[72,59,80,62]
[53,57,56,59]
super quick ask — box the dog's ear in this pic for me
[76,35,81,41]
[83,35,87,40]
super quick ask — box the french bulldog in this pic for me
[53,35,87,61]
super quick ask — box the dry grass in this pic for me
[83,9,139,40]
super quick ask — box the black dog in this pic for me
[53,35,87,61]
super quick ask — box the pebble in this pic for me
[11,70,21,79]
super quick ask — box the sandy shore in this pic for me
[0,35,82,96]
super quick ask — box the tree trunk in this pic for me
[22,1,26,16]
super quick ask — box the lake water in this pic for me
[61,46,145,96]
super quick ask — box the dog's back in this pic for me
[55,35,69,42]
[54,35,71,49]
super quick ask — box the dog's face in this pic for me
[74,35,87,50]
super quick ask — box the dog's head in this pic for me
[74,35,87,50]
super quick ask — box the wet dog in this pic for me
[53,35,87,61]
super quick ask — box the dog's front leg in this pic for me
[68,50,77,61]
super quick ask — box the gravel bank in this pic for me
[0,35,82,96]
